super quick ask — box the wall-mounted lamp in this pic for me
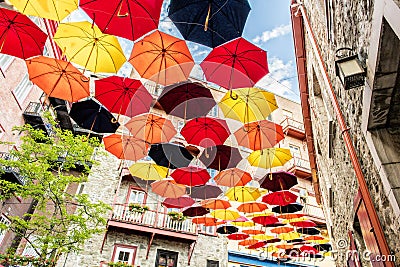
[335,48,366,90]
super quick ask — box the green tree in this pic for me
[0,117,110,266]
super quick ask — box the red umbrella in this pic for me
[162,195,194,209]
[182,203,209,217]
[252,215,279,226]
[290,220,317,228]
[199,145,242,171]
[247,241,267,249]
[299,245,318,254]
[181,117,230,148]
[259,171,298,192]
[227,233,250,241]
[171,166,210,187]
[95,76,152,118]
[214,168,252,187]
[200,37,268,89]
[80,0,163,41]
[262,191,298,206]
[0,8,47,59]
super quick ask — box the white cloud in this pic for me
[252,24,292,44]
[256,57,300,102]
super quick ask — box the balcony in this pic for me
[280,117,306,140]
[108,204,198,241]
[48,97,73,130]
[303,203,326,224]
[0,152,25,185]
[22,102,52,135]
[286,157,311,179]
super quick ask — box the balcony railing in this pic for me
[303,203,325,220]
[111,204,198,235]
[0,152,26,185]
[280,117,305,139]
[287,157,311,170]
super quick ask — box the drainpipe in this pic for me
[291,0,393,262]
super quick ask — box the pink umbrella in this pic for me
[162,195,195,208]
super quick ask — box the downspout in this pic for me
[291,0,393,262]
[290,2,321,204]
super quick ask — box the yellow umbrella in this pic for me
[282,217,307,224]
[253,234,274,241]
[247,211,274,218]
[218,87,277,124]
[230,221,255,227]
[312,239,330,244]
[128,162,168,181]
[263,246,279,253]
[9,0,78,21]
[278,232,301,241]
[54,21,126,73]
[247,148,292,169]
[210,209,241,221]
[225,186,261,202]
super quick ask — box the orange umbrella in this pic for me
[276,244,294,250]
[151,178,186,198]
[191,216,217,225]
[237,202,269,213]
[103,134,148,161]
[234,120,284,151]
[277,214,305,220]
[304,236,325,241]
[238,239,258,247]
[125,113,177,144]
[129,30,194,86]
[242,229,265,235]
[201,199,231,210]
[270,227,294,234]
[214,168,252,187]
[26,56,89,102]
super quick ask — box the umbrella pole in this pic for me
[204,3,211,31]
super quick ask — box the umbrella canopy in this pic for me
[247,241,267,250]
[270,227,294,235]
[80,0,163,41]
[95,76,152,118]
[69,99,120,133]
[181,117,230,148]
[148,143,193,169]
[126,113,177,144]
[253,234,274,241]
[313,244,332,252]
[171,166,210,187]
[219,88,278,124]
[200,37,268,89]
[237,202,268,213]
[191,216,220,226]
[259,171,298,192]
[263,245,279,253]
[54,21,126,73]
[227,233,250,241]
[282,217,307,224]
[276,244,294,250]
[151,178,186,198]
[278,232,301,241]
[300,245,318,254]
[225,186,261,202]
[252,215,279,226]
[199,145,242,170]
[216,225,238,235]
[189,184,222,199]
[234,120,284,151]
[278,213,305,220]
[230,221,255,227]
[103,134,147,161]
[157,81,216,120]
[247,148,293,169]
[26,56,89,102]
[182,204,209,217]
[201,199,231,210]
[304,236,325,242]
[129,30,194,86]
[262,191,298,206]
[272,203,304,214]
[290,220,317,228]
[214,168,252,187]
[128,162,168,181]
[0,8,47,59]
[211,209,241,221]
[168,0,250,48]
[162,195,195,209]
[297,228,321,235]
[238,239,258,247]
[9,0,77,21]
[242,229,264,235]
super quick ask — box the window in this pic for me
[76,183,85,195]
[0,214,11,245]
[199,225,216,235]
[127,188,145,204]
[13,73,33,104]
[0,54,13,71]
[155,249,178,267]
[324,0,335,42]
[207,260,219,267]
[112,245,137,265]
[207,169,217,184]
[289,144,301,158]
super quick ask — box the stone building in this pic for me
[291,0,400,266]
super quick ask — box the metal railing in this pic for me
[280,117,305,132]
[0,152,26,184]
[287,157,311,171]
[111,204,198,235]
[303,203,325,219]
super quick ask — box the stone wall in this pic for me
[302,0,400,265]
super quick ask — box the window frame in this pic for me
[0,54,14,71]
[155,249,178,267]
[12,73,33,105]
[206,259,219,267]
[0,214,11,246]
[112,244,137,265]
[126,186,147,205]
[289,143,301,158]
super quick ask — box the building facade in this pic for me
[291,0,400,266]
